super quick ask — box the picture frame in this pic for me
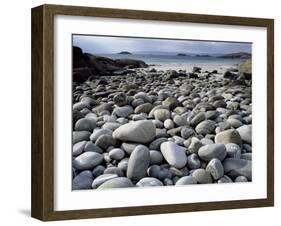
[31,4,274,221]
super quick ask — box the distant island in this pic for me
[196,54,212,57]
[177,53,187,56]
[118,51,132,55]
[217,52,251,59]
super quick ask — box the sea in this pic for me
[99,54,245,67]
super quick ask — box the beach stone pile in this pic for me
[72,66,252,190]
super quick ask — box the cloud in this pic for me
[73,35,251,54]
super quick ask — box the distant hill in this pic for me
[177,53,187,56]
[118,51,132,55]
[196,54,212,57]
[217,52,251,59]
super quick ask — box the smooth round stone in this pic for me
[116,117,128,124]
[173,136,185,146]
[90,128,112,142]
[149,150,164,165]
[235,176,249,182]
[136,177,163,187]
[104,167,124,177]
[92,174,118,189]
[215,129,242,147]
[225,143,241,158]
[198,144,227,161]
[84,141,103,153]
[113,92,127,106]
[95,134,116,150]
[92,103,113,114]
[237,125,252,144]
[206,158,224,180]
[118,158,129,172]
[73,131,91,144]
[112,105,133,118]
[73,102,90,111]
[102,122,121,131]
[127,145,150,181]
[73,141,86,156]
[154,109,171,121]
[75,118,96,132]
[162,97,180,110]
[188,138,203,154]
[217,175,233,183]
[243,143,252,152]
[241,153,252,160]
[173,115,187,126]
[132,113,147,121]
[134,103,153,114]
[170,166,188,177]
[163,178,174,186]
[120,142,139,155]
[92,165,105,177]
[206,110,220,120]
[195,120,216,135]
[147,165,161,178]
[73,152,103,170]
[190,112,205,126]
[134,92,151,103]
[192,169,213,184]
[160,141,187,168]
[223,158,252,180]
[97,177,134,189]
[227,118,243,128]
[132,98,145,108]
[152,119,164,128]
[164,119,174,129]
[186,153,201,169]
[72,170,93,190]
[109,148,125,160]
[175,176,197,185]
[149,138,168,150]
[180,128,195,139]
[113,120,156,143]
[200,138,214,145]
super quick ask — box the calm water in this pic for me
[99,54,245,66]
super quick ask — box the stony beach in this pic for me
[72,46,252,190]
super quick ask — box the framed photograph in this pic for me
[31,4,274,221]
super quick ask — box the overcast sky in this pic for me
[73,35,251,55]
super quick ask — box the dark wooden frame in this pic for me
[31,4,274,221]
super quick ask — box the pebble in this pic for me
[198,144,227,161]
[73,152,103,170]
[113,120,156,143]
[206,158,224,179]
[90,128,112,142]
[195,120,216,135]
[223,158,252,180]
[154,109,171,121]
[72,170,93,190]
[190,112,205,126]
[160,141,187,168]
[149,150,164,165]
[109,148,125,160]
[97,177,134,189]
[180,127,195,139]
[225,143,241,158]
[192,169,213,184]
[73,131,91,144]
[136,177,164,187]
[75,118,96,132]
[92,165,105,177]
[235,176,248,182]
[113,92,127,106]
[164,119,175,129]
[127,145,150,181]
[215,129,242,147]
[175,176,197,185]
[237,125,252,144]
[186,153,201,169]
[84,141,103,153]
[92,174,119,189]
[95,134,116,150]
[73,141,86,156]
[112,105,133,118]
